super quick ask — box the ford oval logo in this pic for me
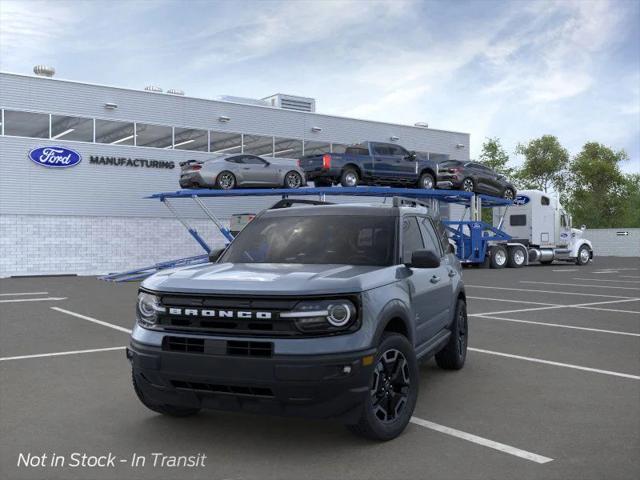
[514,195,530,206]
[28,146,82,168]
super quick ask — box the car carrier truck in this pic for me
[486,189,593,268]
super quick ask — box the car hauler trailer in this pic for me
[100,186,592,282]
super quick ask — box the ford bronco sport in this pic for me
[128,197,467,440]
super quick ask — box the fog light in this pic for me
[362,355,374,366]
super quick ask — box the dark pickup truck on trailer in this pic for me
[128,198,467,440]
[299,141,448,190]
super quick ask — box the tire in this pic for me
[417,172,435,190]
[347,333,418,441]
[132,372,200,417]
[314,178,332,187]
[340,168,359,187]
[503,188,515,200]
[489,245,508,269]
[283,171,303,189]
[576,245,591,265]
[507,246,526,268]
[216,171,236,190]
[435,299,468,370]
[461,177,475,192]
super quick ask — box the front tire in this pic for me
[576,245,591,265]
[347,333,418,441]
[417,172,435,190]
[284,171,303,189]
[340,168,359,187]
[435,299,468,370]
[461,177,475,192]
[503,188,515,200]
[216,171,236,190]
[132,372,200,417]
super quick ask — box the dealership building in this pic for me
[0,69,470,277]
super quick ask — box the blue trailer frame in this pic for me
[101,187,512,281]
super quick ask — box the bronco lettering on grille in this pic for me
[167,308,272,320]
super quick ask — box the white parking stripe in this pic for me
[469,297,640,317]
[0,297,67,303]
[621,276,640,279]
[469,348,640,380]
[51,307,132,334]
[410,417,553,464]
[552,269,579,272]
[572,278,640,284]
[0,291,48,296]
[0,346,126,362]
[470,305,565,316]
[474,315,640,337]
[574,306,640,315]
[466,296,558,306]
[520,281,640,291]
[466,285,636,299]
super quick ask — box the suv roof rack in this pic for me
[392,196,431,209]
[269,198,334,209]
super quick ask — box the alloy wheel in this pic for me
[462,179,474,192]
[218,173,235,189]
[345,172,358,187]
[580,247,590,263]
[504,189,514,200]
[285,172,302,188]
[421,176,434,189]
[494,249,507,266]
[370,349,410,423]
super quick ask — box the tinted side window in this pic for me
[402,217,424,263]
[387,145,407,156]
[226,156,244,164]
[345,147,369,156]
[419,218,442,256]
[243,155,266,165]
[541,196,550,206]
[373,144,390,155]
[510,215,527,226]
[432,218,451,252]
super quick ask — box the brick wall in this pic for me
[587,228,640,257]
[0,214,229,277]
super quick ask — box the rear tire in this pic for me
[284,171,303,189]
[132,372,200,417]
[216,171,236,190]
[347,333,418,441]
[489,245,508,269]
[503,188,515,200]
[340,168,359,187]
[461,177,475,192]
[435,299,467,370]
[507,246,526,268]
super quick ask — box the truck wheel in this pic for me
[461,178,475,192]
[417,172,435,190]
[340,168,359,187]
[132,372,200,417]
[216,171,236,190]
[576,245,591,265]
[489,245,507,269]
[435,299,467,370]
[507,246,526,268]
[347,333,418,441]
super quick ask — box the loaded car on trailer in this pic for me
[298,141,444,190]
[128,197,467,441]
[437,160,517,200]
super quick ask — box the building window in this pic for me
[3,110,49,138]
[95,119,135,145]
[51,115,94,142]
[210,131,242,154]
[173,127,208,151]
[135,123,173,148]
[273,137,303,159]
[303,140,330,156]
[243,134,273,156]
[331,143,348,154]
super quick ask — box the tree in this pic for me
[515,135,569,193]
[479,137,514,177]
[565,142,632,228]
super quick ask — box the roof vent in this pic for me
[215,95,270,107]
[33,65,55,77]
[144,85,163,93]
[167,88,185,96]
[262,94,316,112]
[414,122,429,128]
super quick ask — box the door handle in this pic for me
[448,269,457,277]
[430,275,441,284]
[242,167,250,170]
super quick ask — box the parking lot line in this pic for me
[520,281,640,291]
[572,278,640,284]
[474,315,640,337]
[409,417,553,464]
[468,347,640,380]
[552,269,579,272]
[469,298,640,317]
[0,346,125,362]
[0,297,67,303]
[466,285,636,299]
[470,305,566,316]
[51,307,132,334]
[466,296,558,306]
[0,291,49,296]
[620,275,640,279]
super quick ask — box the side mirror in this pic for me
[581,225,586,231]
[406,151,417,161]
[208,248,225,263]
[406,249,441,268]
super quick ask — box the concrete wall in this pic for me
[587,228,640,257]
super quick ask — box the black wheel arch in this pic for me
[342,163,362,177]
[419,168,436,179]
[372,300,414,346]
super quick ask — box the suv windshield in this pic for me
[220,215,397,266]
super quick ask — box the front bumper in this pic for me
[128,339,376,422]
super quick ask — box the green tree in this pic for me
[618,174,640,227]
[515,135,569,193]
[565,142,632,228]
[479,137,514,177]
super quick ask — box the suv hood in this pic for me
[142,262,398,295]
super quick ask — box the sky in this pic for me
[1,0,639,172]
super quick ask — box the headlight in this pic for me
[281,299,357,334]
[136,292,164,328]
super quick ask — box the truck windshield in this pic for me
[220,215,396,266]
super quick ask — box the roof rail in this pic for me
[269,198,334,209]
[392,196,431,209]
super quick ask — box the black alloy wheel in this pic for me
[371,349,411,424]
[217,171,236,190]
[503,188,515,200]
[462,178,475,192]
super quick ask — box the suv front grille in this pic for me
[170,380,274,398]
[163,336,273,357]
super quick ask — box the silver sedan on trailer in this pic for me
[179,154,307,190]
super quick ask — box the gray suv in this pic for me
[128,198,467,440]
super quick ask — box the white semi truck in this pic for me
[488,189,593,268]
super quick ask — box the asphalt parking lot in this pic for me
[1,257,639,480]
